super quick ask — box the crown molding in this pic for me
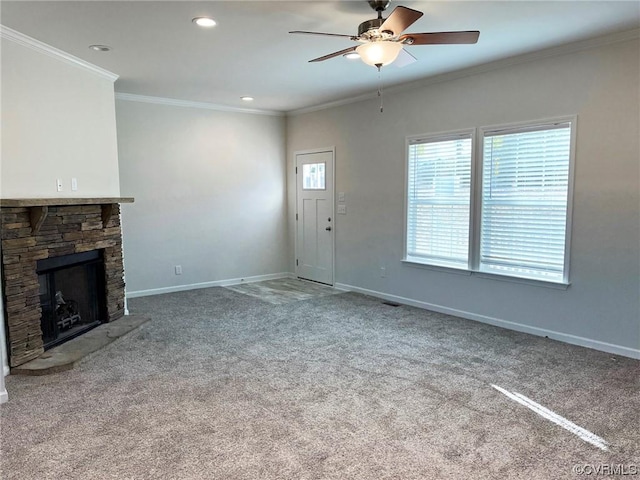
[288,28,640,117]
[0,25,118,82]
[114,92,285,117]
[288,91,380,117]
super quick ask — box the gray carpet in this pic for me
[1,286,638,479]
[224,278,341,305]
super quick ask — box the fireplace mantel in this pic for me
[0,197,134,207]
[1,198,134,234]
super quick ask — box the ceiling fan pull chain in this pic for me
[377,64,384,113]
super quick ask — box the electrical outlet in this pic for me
[175,265,182,275]
[71,178,78,191]
[380,266,386,278]
[56,179,63,192]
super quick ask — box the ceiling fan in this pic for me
[290,0,480,68]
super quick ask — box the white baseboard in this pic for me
[335,282,640,360]
[3,366,9,376]
[0,389,7,404]
[127,272,294,299]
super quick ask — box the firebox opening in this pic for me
[37,250,107,350]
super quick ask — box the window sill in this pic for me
[402,259,472,276]
[473,271,570,290]
[401,259,570,290]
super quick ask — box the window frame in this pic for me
[403,116,577,288]
[403,128,476,270]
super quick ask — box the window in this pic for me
[302,163,326,190]
[404,118,575,285]
[406,131,473,269]
[480,123,572,282]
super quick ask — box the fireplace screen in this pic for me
[37,250,107,349]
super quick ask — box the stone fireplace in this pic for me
[1,198,133,367]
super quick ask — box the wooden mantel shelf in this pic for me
[0,197,134,207]
[0,197,134,234]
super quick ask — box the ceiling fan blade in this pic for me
[379,6,423,36]
[394,48,417,68]
[289,30,355,39]
[309,46,357,63]
[400,31,480,45]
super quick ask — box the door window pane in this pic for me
[303,163,326,190]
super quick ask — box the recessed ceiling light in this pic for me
[344,52,360,60]
[192,17,217,27]
[89,45,111,52]
[240,96,254,102]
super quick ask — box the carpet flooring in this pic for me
[1,286,638,479]
[224,278,341,305]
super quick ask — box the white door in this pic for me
[296,150,334,285]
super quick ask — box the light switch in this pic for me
[337,204,346,215]
[338,192,346,202]
[71,178,78,191]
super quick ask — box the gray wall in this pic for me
[1,35,120,198]
[286,38,640,356]
[116,99,289,295]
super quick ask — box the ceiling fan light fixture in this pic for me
[356,41,403,67]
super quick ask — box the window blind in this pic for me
[407,134,472,268]
[480,123,571,282]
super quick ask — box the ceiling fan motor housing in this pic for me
[358,18,394,40]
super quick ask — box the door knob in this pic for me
[326,226,332,231]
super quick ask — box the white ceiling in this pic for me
[2,1,639,113]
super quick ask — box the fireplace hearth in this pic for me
[1,197,133,367]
